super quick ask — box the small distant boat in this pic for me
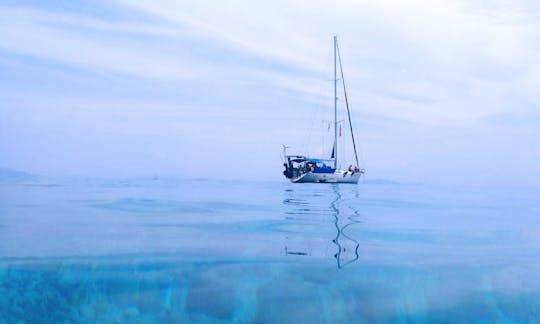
[282,36,365,184]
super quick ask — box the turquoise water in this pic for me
[1,178,540,322]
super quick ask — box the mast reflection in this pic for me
[330,184,360,268]
[282,184,361,269]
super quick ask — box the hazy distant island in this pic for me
[0,167,35,181]
[0,167,403,185]
[363,178,400,185]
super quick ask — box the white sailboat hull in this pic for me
[290,170,361,184]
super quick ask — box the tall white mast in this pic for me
[333,35,338,169]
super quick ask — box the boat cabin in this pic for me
[283,155,336,179]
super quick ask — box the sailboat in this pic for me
[282,36,365,184]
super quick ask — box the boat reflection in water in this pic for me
[282,184,361,269]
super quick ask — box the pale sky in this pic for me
[1,0,539,185]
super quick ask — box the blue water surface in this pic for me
[1,178,539,322]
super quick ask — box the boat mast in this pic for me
[333,35,338,169]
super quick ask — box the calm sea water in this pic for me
[1,178,539,322]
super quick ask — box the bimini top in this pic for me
[286,155,307,163]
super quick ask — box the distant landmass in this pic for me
[0,167,35,180]
[363,178,400,185]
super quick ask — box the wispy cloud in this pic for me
[1,0,539,184]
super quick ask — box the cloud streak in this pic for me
[1,0,539,184]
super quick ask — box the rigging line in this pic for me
[333,36,338,169]
[336,40,360,168]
